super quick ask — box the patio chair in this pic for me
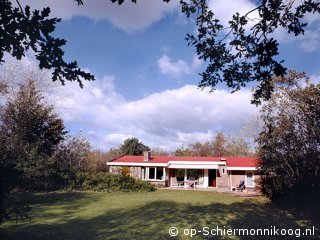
[195,178,204,189]
[235,180,245,192]
[184,177,196,189]
[171,177,178,187]
[171,177,182,187]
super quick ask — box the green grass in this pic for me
[1,190,319,240]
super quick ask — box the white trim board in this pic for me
[107,162,167,167]
[227,167,257,171]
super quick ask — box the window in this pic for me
[149,167,156,180]
[147,167,164,180]
[156,167,164,180]
[140,167,145,180]
[246,172,254,187]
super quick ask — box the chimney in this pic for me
[220,157,226,161]
[143,151,151,161]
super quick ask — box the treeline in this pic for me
[174,132,253,157]
[97,132,254,158]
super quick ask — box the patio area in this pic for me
[169,168,218,189]
[162,186,262,197]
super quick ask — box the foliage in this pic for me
[56,132,92,172]
[189,141,212,156]
[0,79,67,222]
[118,137,150,156]
[257,71,320,202]
[85,148,119,173]
[0,82,7,95]
[175,132,251,157]
[72,172,156,192]
[3,0,319,103]
[0,0,94,86]
[151,147,169,156]
[174,145,196,156]
[120,166,131,176]
[87,0,319,104]
[224,136,250,157]
[179,0,320,104]
[51,132,92,189]
[211,132,227,157]
[0,80,67,191]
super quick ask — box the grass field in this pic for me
[1,190,319,240]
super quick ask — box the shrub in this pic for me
[71,172,156,192]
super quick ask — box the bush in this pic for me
[71,172,156,192]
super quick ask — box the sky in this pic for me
[4,0,320,151]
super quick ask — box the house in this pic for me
[107,151,260,190]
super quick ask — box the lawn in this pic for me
[0,190,319,240]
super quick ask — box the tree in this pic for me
[2,0,319,102]
[174,145,196,156]
[53,132,92,185]
[174,134,252,157]
[223,137,250,157]
[85,148,119,173]
[189,141,212,157]
[0,79,67,222]
[58,132,92,172]
[212,132,227,156]
[151,147,170,156]
[0,82,7,95]
[0,0,94,87]
[257,71,320,202]
[118,137,150,156]
[180,0,319,104]
[0,80,66,189]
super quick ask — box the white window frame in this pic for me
[148,167,156,180]
[147,167,165,181]
[140,167,146,180]
[246,172,254,188]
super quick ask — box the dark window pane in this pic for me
[156,167,163,180]
[149,167,155,179]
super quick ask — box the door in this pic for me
[209,169,217,187]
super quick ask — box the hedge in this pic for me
[71,172,156,192]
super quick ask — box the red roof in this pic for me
[109,155,259,167]
[226,157,260,167]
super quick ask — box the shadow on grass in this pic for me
[1,194,319,240]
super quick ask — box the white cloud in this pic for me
[298,29,320,53]
[208,0,259,29]
[157,54,202,78]
[191,54,202,69]
[270,4,320,53]
[18,0,179,32]
[310,74,320,85]
[56,78,259,150]
[0,56,259,151]
[157,55,190,78]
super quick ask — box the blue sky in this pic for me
[7,0,320,150]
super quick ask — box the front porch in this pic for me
[167,160,227,189]
[168,168,219,189]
